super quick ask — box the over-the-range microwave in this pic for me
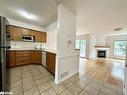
[22,35,35,42]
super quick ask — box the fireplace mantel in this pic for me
[94,46,110,48]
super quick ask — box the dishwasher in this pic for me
[42,51,46,67]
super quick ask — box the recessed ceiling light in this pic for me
[18,10,38,20]
[114,27,123,31]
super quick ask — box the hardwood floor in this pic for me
[79,58,124,91]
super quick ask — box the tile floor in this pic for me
[7,58,124,95]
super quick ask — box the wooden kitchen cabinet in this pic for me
[15,51,26,66]
[10,26,23,41]
[34,31,46,43]
[29,50,42,64]
[6,50,16,67]
[41,32,46,43]
[6,50,42,67]
[8,25,46,42]
[46,52,56,74]
[22,28,34,36]
[29,50,35,64]
[34,31,41,42]
[34,50,42,64]
[23,51,30,65]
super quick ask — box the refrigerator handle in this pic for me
[0,46,11,49]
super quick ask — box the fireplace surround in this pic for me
[97,50,106,58]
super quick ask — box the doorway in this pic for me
[75,40,87,58]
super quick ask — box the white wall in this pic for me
[88,35,96,59]
[55,4,79,84]
[106,35,127,60]
[95,35,106,46]
[45,21,57,51]
[124,67,127,95]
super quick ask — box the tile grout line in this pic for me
[35,65,59,95]
[28,65,42,95]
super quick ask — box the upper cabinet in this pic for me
[9,25,47,43]
[9,26,22,41]
[22,28,35,36]
[34,31,46,43]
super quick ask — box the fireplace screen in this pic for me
[98,50,106,58]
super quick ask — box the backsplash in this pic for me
[9,41,46,50]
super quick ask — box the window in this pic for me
[114,40,127,56]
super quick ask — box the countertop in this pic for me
[42,49,56,54]
[7,48,56,54]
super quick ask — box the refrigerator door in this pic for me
[0,16,9,91]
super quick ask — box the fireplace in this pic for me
[97,50,106,58]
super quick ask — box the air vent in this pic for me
[60,71,69,79]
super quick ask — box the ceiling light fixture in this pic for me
[114,27,123,31]
[18,10,38,20]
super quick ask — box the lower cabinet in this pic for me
[6,51,16,67]
[34,51,42,64]
[46,52,56,75]
[29,50,42,64]
[6,50,42,67]
[29,50,35,64]
[15,50,28,66]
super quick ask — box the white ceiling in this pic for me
[0,0,127,35]
[0,0,58,27]
[76,0,127,35]
[57,0,127,35]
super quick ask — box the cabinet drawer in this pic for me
[16,51,24,57]
[16,51,24,54]
[24,53,29,57]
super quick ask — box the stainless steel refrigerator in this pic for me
[0,16,10,91]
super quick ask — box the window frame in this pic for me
[113,40,127,56]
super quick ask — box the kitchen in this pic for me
[6,25,56,75]
[0,0,79,94]
[0,16,58,94]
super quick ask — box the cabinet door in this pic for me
[50,53,56,74]
[23,51,30,64]
[41,32,46,43]
[15,51,24,66]
[29,51,35,63]
[15,57,24,66]
[22,28,34,36]
[46,52,56,74]
[46,52,50,70]
[11,26,22,41]
[34,31,46,43]
[35,51,42,64]
[34,32,40,42]
[6,51,16,67]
